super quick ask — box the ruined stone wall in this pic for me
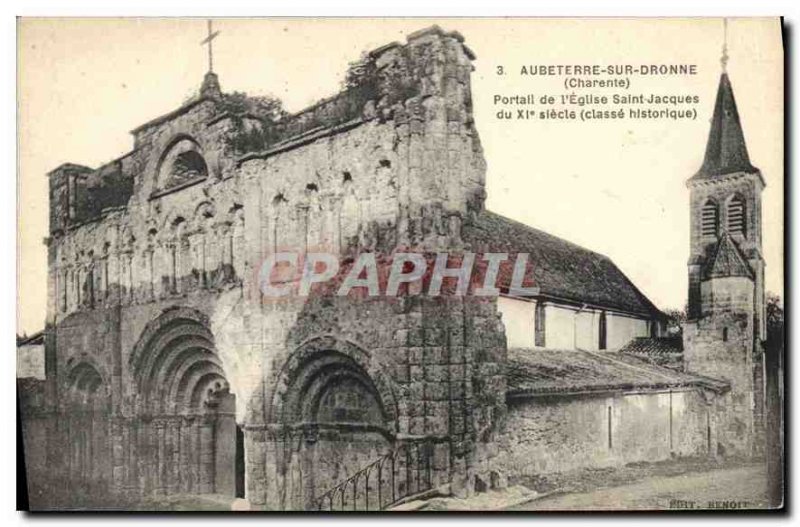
[230,27,499,508]
[484,389,711,483]
[34,26,506,509]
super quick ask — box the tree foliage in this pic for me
[343,52,377,90]
[766,292,784,335]
[220,91,286,122]
[662,307,687,337]
[220,92,288,154]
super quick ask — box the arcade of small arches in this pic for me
[54,198,245,314]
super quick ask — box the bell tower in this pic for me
[683,22,766,456]
[686,71,765,333]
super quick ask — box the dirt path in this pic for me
[508,463,769,511]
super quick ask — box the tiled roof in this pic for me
[690,73,758,181]
[505,348,728,398]
[704,233,754,280]
[17,331,44,347]
[618,337,684,369]
[462,211,662,317]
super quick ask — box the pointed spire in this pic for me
[692,19,757,181]
[692,72,758,181]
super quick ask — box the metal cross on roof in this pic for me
[200,20,221,73]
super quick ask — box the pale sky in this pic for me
[17,18,783,335]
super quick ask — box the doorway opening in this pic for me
[235,424,245,498]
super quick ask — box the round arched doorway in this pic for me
[128,307,243,498]
[267,337,398,510]
[63,360,111,495]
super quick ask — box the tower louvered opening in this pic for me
[701,201,719,237]
[728,195,746,236]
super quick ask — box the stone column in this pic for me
[155,420,166,495]
[167,418,179,495]
[199,418,215,494]
[190,419,201,493]
[245,427,267,507]
[264,430,283,510]
[179,418,191,494]
[111,418,125,492]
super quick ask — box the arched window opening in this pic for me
[722,327,728,341]
[728,195,746,236]
[701,201,719,237]
[156,137,209,193]
[172,151,208,181]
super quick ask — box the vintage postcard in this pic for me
[16,17,784,511]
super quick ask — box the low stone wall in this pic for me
[484,389,712,483]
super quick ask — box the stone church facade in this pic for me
[21,26,767,510]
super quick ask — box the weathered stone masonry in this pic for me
[35,26,505,510]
